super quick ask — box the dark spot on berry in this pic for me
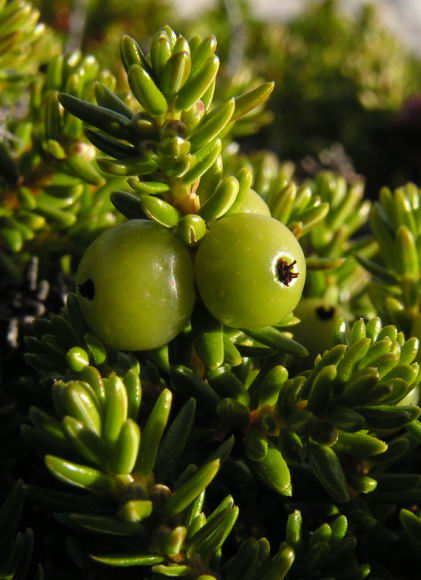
[315,305,336,320]
[78,279,95,300]
[276,258,299,286]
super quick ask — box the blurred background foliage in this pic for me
[31,0,421,195]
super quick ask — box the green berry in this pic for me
[293,298,346,358]
[76,220,195,350]
[194,213,305,328]
[238,189,271,216]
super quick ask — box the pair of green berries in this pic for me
[76,211,306,351]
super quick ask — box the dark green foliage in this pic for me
[0,481,42,579]
[2,2,421,579]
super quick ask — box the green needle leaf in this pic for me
[164,459,220,516]
[258,365,289,408]
[286,510,302,549]
[139,194,181,227]
[110,190,146,219]
[233,82,275,121]
[94,81,133,118]
[182,139,222,184]
[260,545,295,580]
[85,128,137,158]
[150,31,172,78]
[110,419,141,474]
[242,327,309,357]
[61,513,143,535]
[226,166,254,215]
[61,381,102,435]
[356,405,420,429]
[161,50,191,98]
[151,564,193,576]
[250,443,292,496]
[176,55,219,111]
[397,225,419,277]
[198,175,239,221]
[91,552,164,566]
[190,99,235,152]
[190,36,217,77]
[45,456,114,495]
[66,347,89,372]
[103,374,128,444]
[333,430,388,457]
[136,388,172,476]
[62,416,109,466]
[400,509,421,547]
[308,443,350,503]
[155,398,196,482]
[307,365,337,414]
[192,303,224,370]
[171,365,220,411]
[97,156,158,177]
[128,64,168,116]
[304,542,330,574]
[58,93,133,140]
[121,34,151,72]
[329,515,348,544]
